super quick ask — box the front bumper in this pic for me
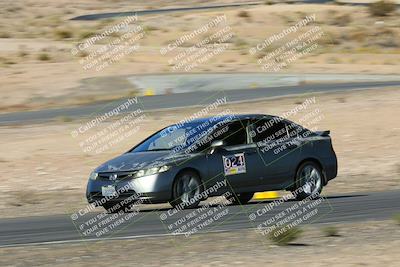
[86,171,175,205]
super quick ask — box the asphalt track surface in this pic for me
[71,1,332,21]
[70,0,373,21]
[0,190,399,248]
[1,80,400,125]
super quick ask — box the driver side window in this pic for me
[216,120,247,147]
[192,120,248,152]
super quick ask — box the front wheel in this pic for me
[293,161,323,201]
[169,170,202,209]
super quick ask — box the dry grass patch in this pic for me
[369,0,397,16]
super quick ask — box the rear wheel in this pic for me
[169,170,202,209]
[293,161,323,201]
[230,192,254,205]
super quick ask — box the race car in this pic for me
[86,114,337,212]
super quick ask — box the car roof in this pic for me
[186,114,272,125]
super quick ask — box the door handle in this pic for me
[245,150,258,155]
[287,141,301,149]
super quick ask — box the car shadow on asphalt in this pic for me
[126,193,369,214]
[248,193,369,205]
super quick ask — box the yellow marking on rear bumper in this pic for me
[253,191,279,200]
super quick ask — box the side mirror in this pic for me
[209,140,225,154]
[211,140,225,148]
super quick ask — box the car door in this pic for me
[249,117,302,190]
[206,119,264,192]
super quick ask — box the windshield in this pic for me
[131,120,224,153]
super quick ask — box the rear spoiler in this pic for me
[315,130,330,136]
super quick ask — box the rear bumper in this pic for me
[323,152,338,183]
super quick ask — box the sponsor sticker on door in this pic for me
[223,153,246,176]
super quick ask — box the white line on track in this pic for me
[0,229,234,249]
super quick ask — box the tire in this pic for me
[230,192,254,205]
[169,170,202,209]
[293,161,324,201]
[102,201,131,213]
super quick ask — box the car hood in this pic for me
[95,151,195,172]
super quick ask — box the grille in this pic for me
[98,171,136,181]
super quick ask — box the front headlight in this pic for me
[89,172,98,180]
[134,165,171,178]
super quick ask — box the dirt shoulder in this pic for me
[1,2,400,112]
[0,219,399,266]
[0,88,399,218]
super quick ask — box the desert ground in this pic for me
[0,219,399,266]
[0,87,399,218]
[0,1,399,112]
